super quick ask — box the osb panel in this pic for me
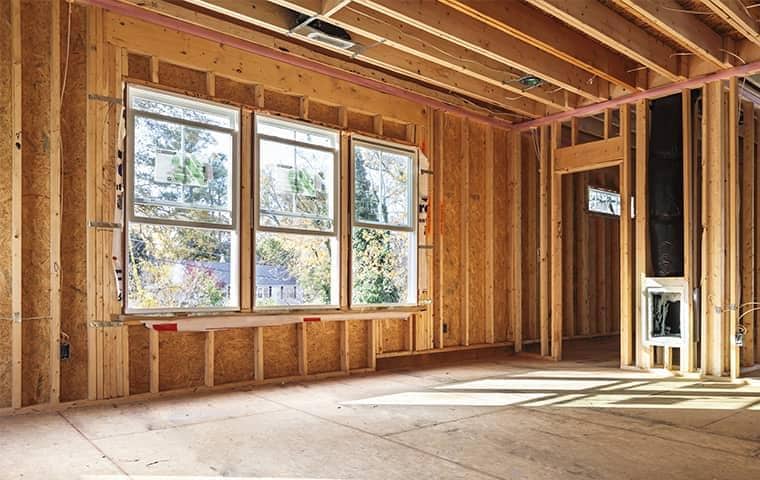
[157,61,206,94]
[60,3,88,402]
[22,319,50,406]
[347,110,374,134]
[348,320,369,369]
[0,0,12,318]
[441,113,464,347]
[521,132,539,341]
[214,328,255,385]
[263,89,301,117]
[263,324,299,379]
[467,120,487,346]
[128,325,149,395]
[0,0,12,408]
[21,0,52,406]
[158,332,205,391]
[307,101,341,127]
[215,76,257,106]
[126,52,151,82]
[493,129,511,343]
[0,321,10,407]
[380,318,408,353]
[382,119,408,142]
[306,321,341,375]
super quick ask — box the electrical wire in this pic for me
[60,0,73,105]
[662,6,713,15]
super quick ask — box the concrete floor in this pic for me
[2,337,760,479]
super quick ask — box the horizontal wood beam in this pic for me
[525,0,683,82]
[352,0,609,102]
[612,0,728,69]
[702,0,760,47]
[554,137,623,174]
[441,0,637,92]
[177,0,546,117]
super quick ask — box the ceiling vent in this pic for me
[292,14,355,50]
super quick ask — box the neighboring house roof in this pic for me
[255,264,298,286]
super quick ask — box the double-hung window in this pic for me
[125,86,240,312]
[351,139,417,305]
[255,116,340,307]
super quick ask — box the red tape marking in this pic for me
[153,323,178,331]
[303,317,321,322]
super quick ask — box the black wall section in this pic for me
[648,94,684,277]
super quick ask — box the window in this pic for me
[255,116,340,307]
[351,139,417,305]
[587,186,621,217]
[126,86,240,312]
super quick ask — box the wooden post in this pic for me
[297,322,308,376]
[741,100,756,368]
[550,122,563,360]
[204,331,214,387]
[10,0,22,409]
[461,121,470,346]
[149,328,159,394]
[340,321,349,372]
[682,90,696,374]
[49,0,62,405]
[635,99,652,369]
[240,110,252,311]
[728,78,740,380]
[253,326,264,382]
[702,81,727,377]
[539,125,550,356]
[485,127,495,344]
[619,103,634,367]
[509,131,523,352]
[368,319,377,370]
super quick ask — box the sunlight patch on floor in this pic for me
[341,391,550,407]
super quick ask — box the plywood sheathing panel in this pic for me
[21,0,53,407]
[493,129,511,343]
[306,321,341,375]
[467,120,487,346]
[377,319,408,353]
[441,113,464,347]
[347,110,375,134]
[157,61,206,94]
[307,101,341,127]
[348,320,369,369]
[263,324,299,379]
[263,89,301,117]
[158,332,205,391]
[126,53,151,82]
[0,0,14,408]
[128,325,149,395]
[60,2,89,403]
[213,328,255,385]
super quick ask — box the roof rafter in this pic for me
[701,0,760,47]
[181,0,553,116]
[612,0,729,69]
[349,0,610,102]
[525,0,684,82]
[439,0,638,92]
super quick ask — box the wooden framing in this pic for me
[741,100,756,367]
[549,122,562,360]
[539,125,550,356]
[682,90,696,374]
[619,103,634,367]
[635,99,652,369]
[509,131,523,352]
[728,77,740,380]
[553,137,624,174]
[701,0,760,48]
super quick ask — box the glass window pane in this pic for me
[133,115,234,225]
[258,138,335,232]
[354,144,412,228]
[127,223,237,310]
[257,118,337,148]
[351,227,412,305]
[255,231,338,307]
[131,90,236,128]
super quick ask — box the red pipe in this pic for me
[515,60,760,131]
[80,0,515,129]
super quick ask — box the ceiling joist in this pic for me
[701,0,760,47]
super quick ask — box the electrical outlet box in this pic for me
[442,323,448,334]
[60,342,71,360]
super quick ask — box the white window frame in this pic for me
[350,136,418,307]
[254,114,341,310]
[125,85,241,314]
